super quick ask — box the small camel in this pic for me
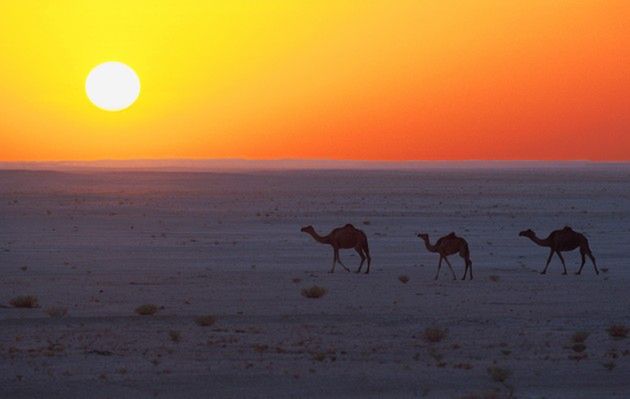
[519,226,599,275]
[417,232,473,280]
[301,224,372,274]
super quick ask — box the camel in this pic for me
[519,226,599,275]
[300,224,372,274]
[417,232,473,280]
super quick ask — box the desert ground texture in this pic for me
[0,167,629,398]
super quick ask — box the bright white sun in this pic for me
[85,62,140,111]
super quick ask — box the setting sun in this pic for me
[85,62,140,111]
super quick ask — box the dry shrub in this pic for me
[45,307,68,318]
[398,275,410,284]
[423,327,447,343]
[571,331,589,343]
[603,361,616,371]
[135,304,158,316]
[195,315,216,327]
[9,295,39,308]
[253,344,269,353]
[301,285,326,299]
[169,330,181,343]
[607,325,628,339]
[487,366,511,383]
[572,343,586,353]
[292,277,302,284]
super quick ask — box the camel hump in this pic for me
[446,232,456,238]
[562,226,574,232]
[344,223,356,229]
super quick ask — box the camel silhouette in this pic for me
[519,226,599,275]
[301,224,372,274]
[418,232,473,280]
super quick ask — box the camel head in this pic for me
[519,229,534,238]
[300,225,315,234]
[417,233,429,241]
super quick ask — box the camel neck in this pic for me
[421,237,438,252]
[307,230,329,244]
[528,233,552,247]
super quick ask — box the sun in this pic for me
[85,62,140,111]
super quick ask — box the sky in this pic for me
[0,1,628,162]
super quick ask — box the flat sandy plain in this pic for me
[0,166,628,398]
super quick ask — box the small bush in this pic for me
[607,325,628,339]
[9,295,38,308]
[603,361,616,371]
[135,304,158,316]
[169,330,181,343]
[45,307,68,318]
[253,344,269,353]
[195,315,216,327]
[572,343,586,353]
[487,366,511,383]
[571,331,589,343]
[423,327,447,343]
[398,275,410,284]
[301,285,326,299]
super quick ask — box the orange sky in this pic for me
[0,1,629,161]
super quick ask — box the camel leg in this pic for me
[330,249,338,273]
[435,256,443,280]
[541,249,554,275]
[586,250,599,275]
[364,246,372,274]
[443,257,457,280]
[336,251,351,272]
[460,256,469,280]
[468,260,473,280]
[579,244,599,275]
[462,264,471,280]
[556,251,568,275]
[354,248,365,273]
[576,252,586,275]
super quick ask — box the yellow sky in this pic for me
[1,1,629,161]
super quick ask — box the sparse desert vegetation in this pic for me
[45,306,68,318]
[607,325,628,339]
[603,361,616,371]
[398,275,410,284]
[487,366,511,383]
[571,343,586,353]
[423,327,448,343]
[571,331,589,343]
[169,330,181,342]
[301,285,326,299]
[195,315,216,327]
[9,295,39,308]
[134,304,158,316]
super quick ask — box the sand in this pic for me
[0,167,628,398]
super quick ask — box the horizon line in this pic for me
[1,158,629,172]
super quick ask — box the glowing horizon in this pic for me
[1,1,628,162]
